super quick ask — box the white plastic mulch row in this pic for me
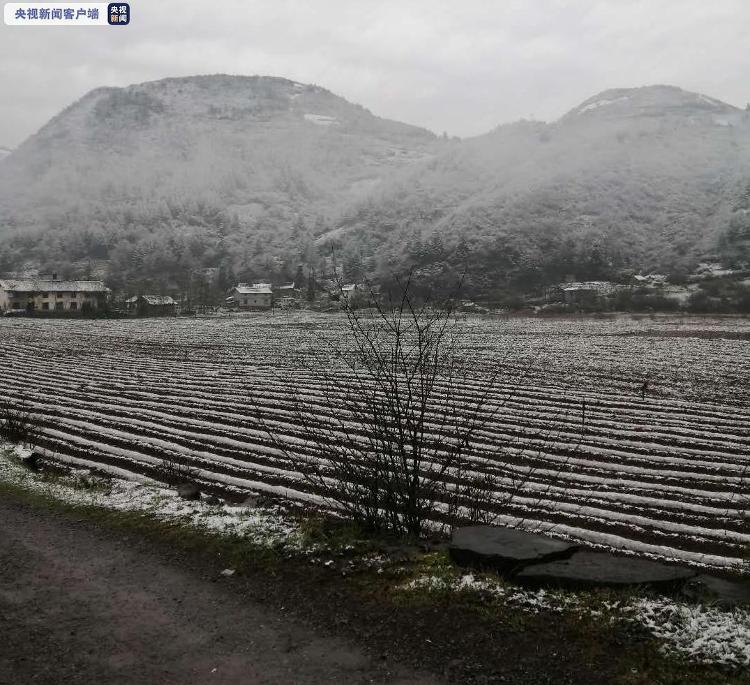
[0,315,748,569]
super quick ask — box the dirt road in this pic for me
[0,497,437,685]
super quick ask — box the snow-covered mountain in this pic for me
[330,85,750,286]
[0,74,438,222]
[1,78,749,291]
[563,84,741,121]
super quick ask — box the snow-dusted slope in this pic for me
[0,74,439,228]
[563,84,741,121]
[331,85,750,280]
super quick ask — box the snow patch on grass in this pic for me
[403,573,580,612]
[400,572,750,668]
[0,446,303,551]
[628,597,750,667]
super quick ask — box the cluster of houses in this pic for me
[0,270,696,317]
[0,276,180,317]
[0,274,341,317]
[223,281,347,310]
[544,280,626,306]
[544,273,690,307]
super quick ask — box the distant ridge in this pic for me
[562,84,740,120]
[0,76,749,295]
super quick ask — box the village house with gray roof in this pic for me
[0,276,110,314]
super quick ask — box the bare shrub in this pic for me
[255,273,558,537]
[155,454,198,485]
[453,470,500,525]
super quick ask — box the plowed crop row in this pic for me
[1,314,748,568]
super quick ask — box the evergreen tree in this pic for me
[294,264,305,287]
[306,268,317,301]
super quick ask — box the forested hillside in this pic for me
[329,86,750,296]
[0,75,439,295]
[1,78,749,299]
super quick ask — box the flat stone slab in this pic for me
[516,551,696,591]
[448,526,578,575]
[683,574,750,608]
[176,483,201,501]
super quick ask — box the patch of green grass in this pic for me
[297,514,370,551]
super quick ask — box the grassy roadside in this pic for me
[1,457,748,685]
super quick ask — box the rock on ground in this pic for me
[19,450,42,470]
[516,551,696,591]
[683,574,750,608]
[176,482,201,501]
[448,526,578,575]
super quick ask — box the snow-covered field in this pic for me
[1,313,748,568]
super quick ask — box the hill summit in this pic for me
[563,84,741,121]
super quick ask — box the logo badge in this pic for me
[107,3,129,25]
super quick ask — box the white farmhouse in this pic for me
[227,283,273,310]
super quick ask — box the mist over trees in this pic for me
[1,78,750,300]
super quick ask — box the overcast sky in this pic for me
[1,0,749,147]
